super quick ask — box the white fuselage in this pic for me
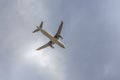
[39,29,65,48]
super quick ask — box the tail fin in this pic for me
[33,21,43,33]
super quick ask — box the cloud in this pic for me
[0,0,67,80]
[10,43,66,80]
[1,0,120,80]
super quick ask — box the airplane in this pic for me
[33,21,65,50]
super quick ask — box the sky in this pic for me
[0,0,120,80]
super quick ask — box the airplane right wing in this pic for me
[36,41,50,50]
[54,21,63,39]
[56,21,63,36]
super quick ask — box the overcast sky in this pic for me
[0,0,120,80]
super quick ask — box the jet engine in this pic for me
[58,35,63,39]
[50,44,54,49]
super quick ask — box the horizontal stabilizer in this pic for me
[39,21,43,29]
[32,21,43,33]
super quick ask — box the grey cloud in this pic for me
[1,0,120,80]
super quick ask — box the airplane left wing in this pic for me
[36,42,50,50]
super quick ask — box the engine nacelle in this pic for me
[58,35,63,39]
[50,44,54,49]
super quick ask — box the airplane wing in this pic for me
[36,41,50,50]
[55,21,63,37]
